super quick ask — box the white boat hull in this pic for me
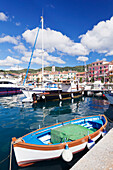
[14,142,87,167]
[105,93,113,105]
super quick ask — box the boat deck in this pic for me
[22,117,104,145]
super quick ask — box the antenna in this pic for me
[42,8,44,17]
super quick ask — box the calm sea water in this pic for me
[0,94,113,170]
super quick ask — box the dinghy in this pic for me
[12,114,107,167]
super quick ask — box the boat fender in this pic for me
[62,144,73,162]
[59,94,62,100]
[71,93,74,98]
[101,129,107,137]
[42,95,45,99]
[87,138,95,150]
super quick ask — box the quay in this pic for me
[71,128,113,170]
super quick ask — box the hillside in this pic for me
[0,65,90,74]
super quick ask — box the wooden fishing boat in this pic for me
[12,115,107,167]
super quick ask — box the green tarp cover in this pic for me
[51,124,95,144]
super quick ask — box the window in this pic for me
[100,67,102,70]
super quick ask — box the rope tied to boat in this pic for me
[8,138,23,170]
[0,141,13,170]
[9,141,13,170]
[12,137,23,144]
[0,155,10,165]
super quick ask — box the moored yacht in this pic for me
[0,78,22,96]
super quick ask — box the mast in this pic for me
[41,16,44,82]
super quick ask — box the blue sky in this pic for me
[0,0,113,70]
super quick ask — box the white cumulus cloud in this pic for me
[13,43,27,52]
[80,16,113,56]
[8,65,24,70]
[76,56,89,62]
[0,35,18,44]
[0,12,8,21]
[0,56,22,66]
[22,27,89,56]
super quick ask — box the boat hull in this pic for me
[13,141,87,167]
[33,90,83,103]
[0,87,22,96]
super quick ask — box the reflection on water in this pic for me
[0,94,112,170]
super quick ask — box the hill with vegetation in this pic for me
[0,65,90,74]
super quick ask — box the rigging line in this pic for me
[0,155,10,165]
[23,21,41,86]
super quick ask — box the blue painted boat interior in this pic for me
[22,115,105,145]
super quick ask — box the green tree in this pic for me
[101,76,104,83]
[91,77,94,83]
[80,77,82,83]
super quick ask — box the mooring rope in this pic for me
[0,141,13,169]
[9,141,13,170]
[0,155,10,165]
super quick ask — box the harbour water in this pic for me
[0,94,113,170]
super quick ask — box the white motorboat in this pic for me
[0,78,22,96]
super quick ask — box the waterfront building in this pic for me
[108,61,113,82]
[49,71,77,82]
[0,72,5,79]
[88,60,110,82]
[76,72,85,82]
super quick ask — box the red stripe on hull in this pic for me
[0,90,21,95]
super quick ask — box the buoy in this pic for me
[42,95,45,99]
[62,144,73,162]
[87,138,95,150]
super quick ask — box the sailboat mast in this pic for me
[41,16,44,82]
